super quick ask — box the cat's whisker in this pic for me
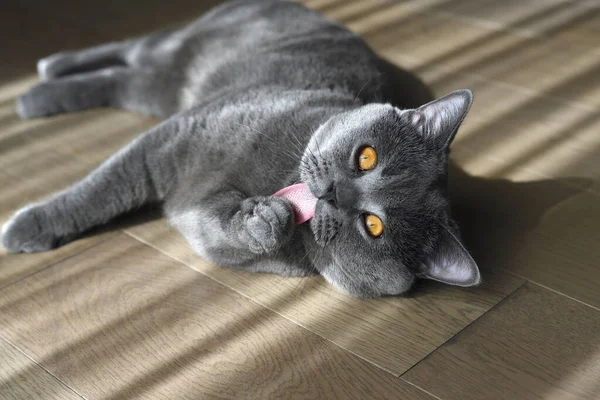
[287,127,308,155]
[353,71,384,103]
[296,245,320,300]
[312,136,324,162]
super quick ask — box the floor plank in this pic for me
[126,219,524,375]
[0,338,81,400]
[403,283,600,400]
[0,234,433,399]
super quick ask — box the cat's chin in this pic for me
[320,266,383,299]
[321,264,417,298]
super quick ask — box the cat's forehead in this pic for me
[341,103,396,128]
[342,104,423,148]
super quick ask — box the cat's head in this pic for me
[300,90,480,297]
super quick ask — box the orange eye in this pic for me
[364,214,384,238]
[358,146,377,171]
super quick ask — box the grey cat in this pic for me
[2,0,481,297]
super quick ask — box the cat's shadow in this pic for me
[407,161,590,297]
[83,205,164,238]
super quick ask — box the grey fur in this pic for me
[2,0,480,297]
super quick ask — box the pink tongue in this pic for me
[273,183,318,224]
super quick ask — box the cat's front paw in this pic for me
[237,196,294,254]
[1,205,69,253]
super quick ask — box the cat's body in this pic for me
[2,0,481,297]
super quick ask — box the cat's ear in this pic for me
[419,226,481,287]
[405,89,473,150]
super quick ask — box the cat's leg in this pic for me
[37,41,131,81]
[19,28,184,119]
[17,66,176,119]
[167,190,294,263]
[18,67,129,119]
[168,191,315,276]
[1,119,177,253]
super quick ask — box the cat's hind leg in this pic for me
[17,67,131,119]
[17,65,176,119]
[19,30,182,119]
[37,41,131,81]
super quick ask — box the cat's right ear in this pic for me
[403,89,473,150]
[418,226,481,287]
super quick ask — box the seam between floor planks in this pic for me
[398,279,600,397]
[400,278,600,387]
[526,281,600,313]
[121,230,408,376]
[0,335,88,400]
[483,264,600,313]
[401,379,444,400]
[397,279,529,389]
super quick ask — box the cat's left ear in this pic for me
[419,226,481,287]
[404,89,473,150]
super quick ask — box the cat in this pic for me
[2,0,481,297]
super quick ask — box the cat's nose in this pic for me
[318,181,356,210]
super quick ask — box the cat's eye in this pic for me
[357,146,377,171]
[364,214,384,238]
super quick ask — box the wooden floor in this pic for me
[1,0,599,398]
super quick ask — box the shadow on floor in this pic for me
[448,161,589,283]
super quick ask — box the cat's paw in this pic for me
[17,82,62,119]
[237,196,294,254]
[37,52,71,81]
[1,205,69,253]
